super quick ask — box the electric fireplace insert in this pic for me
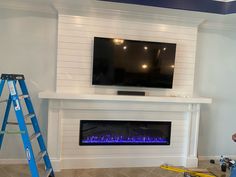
[79,120,171,145]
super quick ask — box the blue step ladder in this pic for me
[0,74,54,177]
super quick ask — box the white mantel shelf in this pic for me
[39,92,212,104]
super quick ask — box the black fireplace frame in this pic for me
[79,120,171,146]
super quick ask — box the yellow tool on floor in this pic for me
[160,165,216,177]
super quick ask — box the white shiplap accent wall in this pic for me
[57,14,198,96]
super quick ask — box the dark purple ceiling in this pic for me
[99,0,236,14]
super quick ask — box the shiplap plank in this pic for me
[58,48,196,59]
[59,15,197,34]
[56,86,192,96]
[58,43,195,55]
[58,33,196,46]
[58,28,196,42]
[63,110,185,119]
[58,36,196,49]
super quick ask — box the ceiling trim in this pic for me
[99,0,236,14]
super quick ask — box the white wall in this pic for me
[195,29,236,157]
[0,8,57,160]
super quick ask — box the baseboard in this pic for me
[50,159,61,172]
[0,159,27,164]
[61,156,187,169]
[184,157,198,168]
[198,155,236,161]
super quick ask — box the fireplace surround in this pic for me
[39,92,212,171]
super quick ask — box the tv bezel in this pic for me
[92,37,176,89]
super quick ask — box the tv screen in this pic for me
[92,37,176,88]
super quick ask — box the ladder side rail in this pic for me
[0,95,12,149]
[0,80,5,97]
[0,79,6,149]
[7,80,40,177]
[19,80,54,176]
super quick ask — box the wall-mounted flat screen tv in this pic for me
[92,37,176,89]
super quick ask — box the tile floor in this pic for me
[0,161,230,177]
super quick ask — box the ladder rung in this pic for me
[30,132,41,141]
[24,113,35,120]
[43,168,53,177]
[35,151,47,163]
[19,94,29,99]
[6,122,18,125]
[0,130,25,134]
[7,122,32,125]
[0,94,29,104]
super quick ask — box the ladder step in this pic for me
[19,94,29,99]
[0,94,29,104]
[0,130,25,134]
[1,74,25,80]
[43,168,53,177]
[6,122,18,125]
[7,122,32,125]
[30,132,41,141]
[35,151,47,163]
[24,113,35,120]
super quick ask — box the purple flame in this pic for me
[82,135,168,144]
